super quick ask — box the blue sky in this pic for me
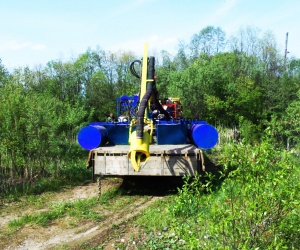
[1,0,299,70]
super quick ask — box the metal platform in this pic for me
[87,144,204,176]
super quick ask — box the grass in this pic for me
[6,184,144,230]
[6,186,124,228]
[136,196,174,233]
[8,197,102,228]
[97,186,123,205]
[133,196,190,249]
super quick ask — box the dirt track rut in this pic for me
[0,177,178,249]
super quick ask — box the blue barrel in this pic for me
[188,123,218,149]
[77,125,108,150]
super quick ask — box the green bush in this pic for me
[165,142,300,249]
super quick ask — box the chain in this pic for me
[97,174,102,200]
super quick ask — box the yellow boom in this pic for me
[128,43,153,171]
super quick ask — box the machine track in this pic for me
[0,178,177,250]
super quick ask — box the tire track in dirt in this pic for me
[9,196,163,250]
[49,196,163,250]
[0,180,119,228]
[1,177,171,250]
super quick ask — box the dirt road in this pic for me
[0,177,181,249]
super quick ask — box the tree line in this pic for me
[0,25,299,187]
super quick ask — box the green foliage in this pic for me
[140,143,300,249]
[0,59,9,85]
[238,116,262,144]
[0,64,90,196]
[162,143,300,249]
[189,26,226,57]
[262,87,300,149]
[283,90,300,146]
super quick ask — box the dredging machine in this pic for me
[77,44,218,177]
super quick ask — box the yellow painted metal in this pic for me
[139,43,148,107]
[128,43,152,171]
[128,131,151,171]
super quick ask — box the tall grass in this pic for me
[0,160,91,202]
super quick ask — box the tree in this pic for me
[190,26,226,58]
[45,60,82,105]
[228,26,261,56]
[288,58,300,78]
[156,50,177,97]
[0,59,9,86]
[258,30,281,76]
[284,90,300,147]
[174,40,189,70]
[115,51,139,97]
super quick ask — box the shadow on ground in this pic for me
[118,176,185,196]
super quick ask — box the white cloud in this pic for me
[133,0,154,5]
[104,0,152,22]
[103,33,179,58]
[195,0,239,28]
[31,44,46,50]
[0,41,46,51]
[9,42,31,50]
[162,37,178,45]
[150,35,159,42]
[217,0,239,17]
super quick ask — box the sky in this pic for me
[0,0,299,71]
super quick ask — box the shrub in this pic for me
[167,142,300,249]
